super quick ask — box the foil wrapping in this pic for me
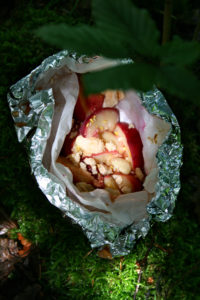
[7,51,183,257]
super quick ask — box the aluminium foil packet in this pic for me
[7,51,183,257]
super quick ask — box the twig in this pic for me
[133,238,155,299]
[83,249,93,259]
[162,0,173,44]
[133,268,142,300]
[154,243,172,254]
[120,257,124,271]
[139,244,154,267]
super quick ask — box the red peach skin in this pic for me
[113,173,143,193]
[115,122,144,169]
[87,94,105,114]
[80,108,119,137]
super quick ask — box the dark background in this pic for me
[0,1,200,299]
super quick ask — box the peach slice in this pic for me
[57,157,94,184]
[76,182,95,192]
[57,157,103,188]
[111,157,132,175]
[92,151,121,166]
[101,131,118,143]
[80,108,119,137]
[102,90,125,108]
[105,188,121,201]
[104,176,121,201]
[67,153,81,165]
[101,131,128,155]
[104,175,119,190]
[101,131,120,150]
[112,174,142,194]
[72,135,105,156]
[97,163,113,175]
[135,167,145,182]
[87,94,105,113]
[114,123,144,169]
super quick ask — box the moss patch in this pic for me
[1,1,200,299]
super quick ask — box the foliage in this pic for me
[37,0,200,102]
[0,0,200,299]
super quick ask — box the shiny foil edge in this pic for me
[139,89,183,222]
[7,51,183,257]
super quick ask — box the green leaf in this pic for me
[36,23,129,58]
[160,36,200,66]
[156,66,200,101]
[82,62,158,94]
[92,0,160,57]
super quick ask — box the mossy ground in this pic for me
[0,1,200,299]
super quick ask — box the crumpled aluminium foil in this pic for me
[7,51,183,257]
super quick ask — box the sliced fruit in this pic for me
[135,167,145,182]
[80,161,87,171]
[114,122,144,169]
[111,157,132,175]
[101,130,126,154]
[104,176,119,190]
[102,131,118,145]
[57,156,102,188]
[83,157,96,166]
[67,153,81,165]
[105,188,121,202]
[57,157,94,184]
[87,94,105,113]
[102,90,125,108]
[72,135,105,156]
[80,108,119,137]
[112,174,142,194]
[105,142,116,151]
[76,182,95,192]
[92,151,121,166]
[97,163,113,175]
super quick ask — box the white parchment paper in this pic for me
[37,57,171,227]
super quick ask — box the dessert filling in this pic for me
[58,81,145,201]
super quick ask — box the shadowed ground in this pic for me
[0,1,200,299]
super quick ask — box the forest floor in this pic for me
[0,1,200,299]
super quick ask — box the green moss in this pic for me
[1,1,200,299]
